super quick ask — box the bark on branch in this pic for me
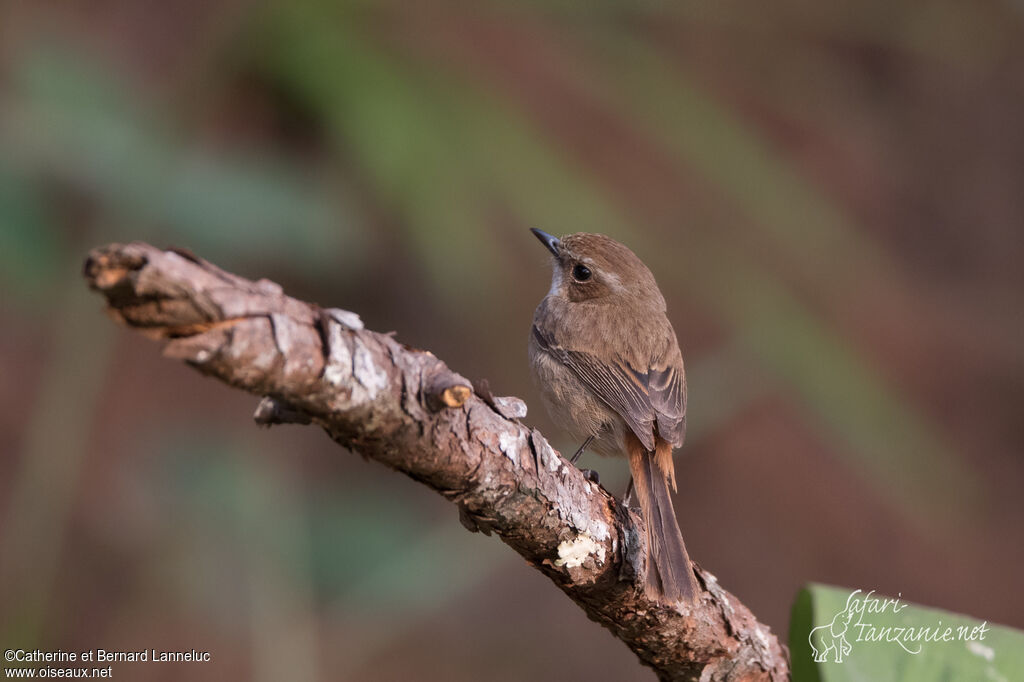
[83,242,789,682]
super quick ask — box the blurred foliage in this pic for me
[0,159,60,302]
[246,0,627,299]
[1,46,364,290]
[1,0,1022,679]
[0,275,115,644]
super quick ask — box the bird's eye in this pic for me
[572,264,592,282]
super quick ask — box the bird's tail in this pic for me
[627,435,699,605]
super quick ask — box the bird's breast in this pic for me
[529,335,628,457]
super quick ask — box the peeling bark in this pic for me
[83,242,790,682]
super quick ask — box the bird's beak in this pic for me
[530,228,561,258]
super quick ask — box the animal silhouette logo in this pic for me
[807,588,992,664]
[808,594,859,663]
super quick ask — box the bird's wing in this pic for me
[532,325,686,451]
[648,361,686,448]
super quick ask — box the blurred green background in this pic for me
[1,1,1022,680]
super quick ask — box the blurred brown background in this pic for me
[1,1,1023,680]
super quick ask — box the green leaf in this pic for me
[790,584,1024,682]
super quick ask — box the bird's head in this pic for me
[530,228,664,308]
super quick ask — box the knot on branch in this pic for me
[424,369,473,410]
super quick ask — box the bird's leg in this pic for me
[569,436,600,484]
[569,435,594,464]
[623,477,635,507]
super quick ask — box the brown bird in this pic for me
[528,229,699,605]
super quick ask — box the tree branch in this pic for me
[83,242,789,682]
